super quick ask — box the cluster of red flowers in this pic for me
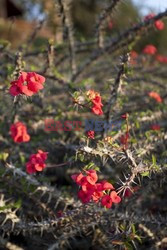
[148,91,162,103]
[71,170,121,208]
[9,72,45,97]
[131,49,167,65]
[142,14,165,57]
[10,122,30,143]
[144,13,165,30]
[87,90,103,115]
[26,150,48,174]
[8,71,48,174]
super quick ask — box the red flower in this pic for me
[156,54,167,63]
[87,130,95,139]
[92,190,103,202]
[71,173,84,185]
[110,191,121,203]
[9,72,45,97]
[10,122,30,143]
[87,90,103,116]
[150,124,160,131]
[143,45,157,55]
[78,190,92,203]
[92,105,103,115]
[71,170,122,207]
[86,170,98,185]
[154,20,164,30]
[121,113,128,119]
[148,91,162,103]
[92,96,103,107]
[101,191,121,208]
[101,195,113,208]
[26,149,48,174]
[101,180,114,191]
[144,13,155,21]
[144,13,165,30]
[130,50,138,64]
[81,182,95,193]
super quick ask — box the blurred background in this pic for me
[0,0,167,51]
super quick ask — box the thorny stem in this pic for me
[62,0,77,78]
[96,0,121,49]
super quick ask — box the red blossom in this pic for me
[156,54,167,64]
[78,190,92,203]
[144,13,165,30]
[92,190,104,203]
[9,72,45,97]
[81,179,95,193]
[26,149,48,174]
[110,191,121,203]
[87,130,95,139]
[99,180,114,191]
[91,105,103,115]
[86,170,98,185]
[10,122,30,143]
[150,124,161,131]
[101,195,113,208]
[130,50,138,64]
[143,45,157,55]
[71,173,84,185]
[154,20,164,30]
[144,13,155,20]
[92,95,103,107]
[87,90,103,116]
[148,91,162,103]
[121,113,128,119]
[71,170,122,208]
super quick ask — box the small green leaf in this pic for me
[141,171,149,177]
[152,154,156,166]
[131,224,136,234]
[135,235,142,244]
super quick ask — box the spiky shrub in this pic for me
[0,0,167,249]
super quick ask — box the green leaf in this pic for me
[152,154,156,166]
[135,121,140,129]
[124,242,133,250]
[131,224,136,234]
[94,166,100,172]
[141,171,149,177]
[14,199,22,209]
[135,235,142,244]
[145,131,150,140]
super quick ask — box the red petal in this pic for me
[9,85,21,96]
[21,85,34,96]
[27,81,43,93]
